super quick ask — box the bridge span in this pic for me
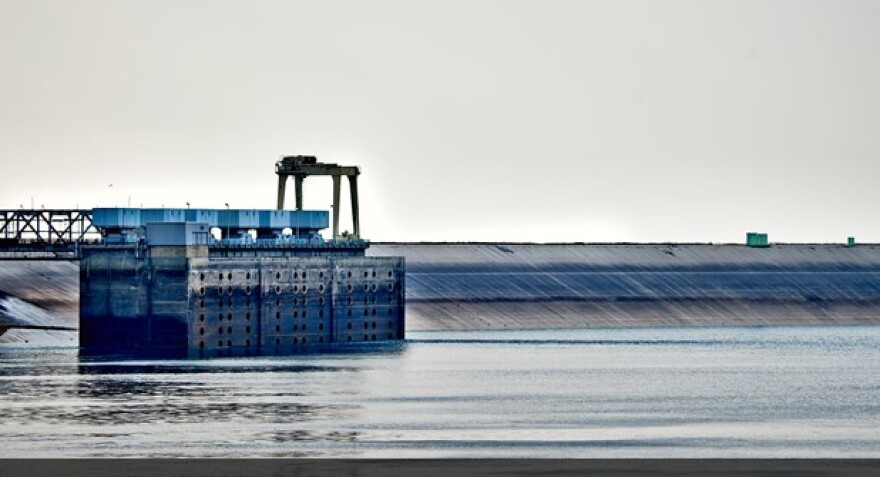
[0,209,97,260]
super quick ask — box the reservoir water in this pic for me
[0,326,878,457]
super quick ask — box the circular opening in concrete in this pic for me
[200,287,205,295]
[218,327,223,335]
[200,341,204,348]
[347,284,352,292]
[246,312,250,320]
[199,314,205,322]
[347,271,352,278]
[200,328,205,335]
[227,313,232,321]
[319,323,324,331]
[227,326,231,334]
[276,325,280,332]
[372,334,376,341]
[227,340,231,347]
[293,324,298,332]
[227,273,232,280]
[319,336,324,343]
[245,339,250,346]
[275,338,280,345]
[200,273,205,281]
[319,284,325,293]
[302,271,307,280]
[347,310,352,317]
[302,337,307,344]
[245,326,251,333]
[276,272,281,280]
[347,322,352,330]
[219,273,223,280]
[246,272,250,280]
[293,311,298,318]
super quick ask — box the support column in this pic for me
[276,175,287,210]
[294,175,305,210]
[348,174,360,238]
[332,175,341,238]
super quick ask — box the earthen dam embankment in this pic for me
[2,243,880,342]
[369,243,880,330]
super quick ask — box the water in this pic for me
[0,326,878,457]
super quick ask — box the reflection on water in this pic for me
[0,326,879,457]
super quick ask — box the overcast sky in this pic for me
[1,0,877,242]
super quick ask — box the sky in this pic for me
[0,0,878,243]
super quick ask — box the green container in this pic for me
[848,236,856,247]
[746,232,769,247]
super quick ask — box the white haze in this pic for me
[0,0,878,243]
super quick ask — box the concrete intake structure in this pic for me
[79,205,404,357]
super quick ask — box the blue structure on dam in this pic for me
[78,157,405,357]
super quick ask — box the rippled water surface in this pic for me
[1,326,879,457]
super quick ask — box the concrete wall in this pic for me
[188,257,404,357]
[78,245,194,352]
[78,245,404,356]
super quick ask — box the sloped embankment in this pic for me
[370,243,880,330]
[2,244,880,339]
[0,261,78,344]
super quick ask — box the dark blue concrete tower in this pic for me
[79,169,405,358]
